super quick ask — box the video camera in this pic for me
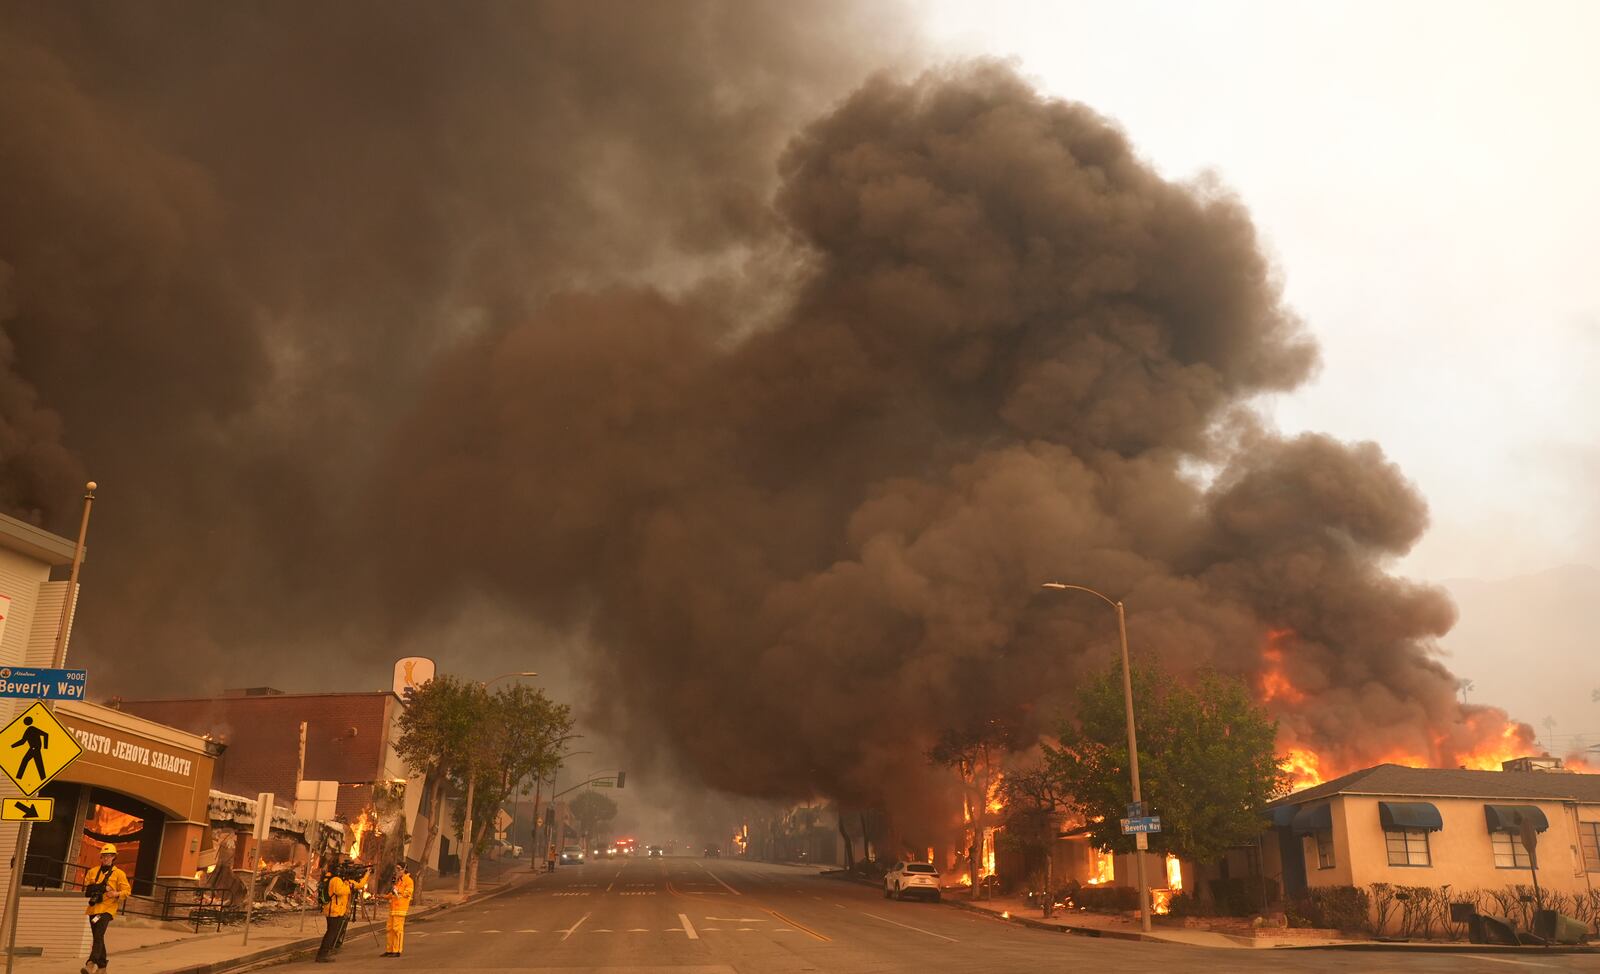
[84,881,107,906]
[329,859,371,882]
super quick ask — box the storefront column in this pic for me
[157,821,205,884]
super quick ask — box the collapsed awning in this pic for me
[1378,801,1443,831]
[1484,804,1549,833]
[1290,802,1332,833]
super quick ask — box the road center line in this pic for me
[678,912,699,940]
[858,910,958,943]
[1463,958,1559,969]
[697,861,742,895]
[560,911,591,942]
[765,908,830,942]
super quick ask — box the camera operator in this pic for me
[315,857,369,963]
[82,842,130,974]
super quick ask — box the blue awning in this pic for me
[1266,805,1297,829]
[1290,802,1332,833]
[1484,804,1549,833]
[1379,801,1443,832]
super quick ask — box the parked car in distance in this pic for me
[647,845,664,858]
[884,861,941,902]
[704,844,721,858]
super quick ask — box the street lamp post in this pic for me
[459,671,537,898]
[539,750,591,872]
[1041,581,1151,933]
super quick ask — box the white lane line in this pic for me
[483,929,502,933]
[1463,959,1559,969]
[858,910,959,943]
[515,929,539,933]
[627,928,649,932]
[678,912,699,940]
[440,930,465,935]
[697,862,742,895]
[560,911,591,942]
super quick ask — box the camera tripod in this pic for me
[335,884,382,951]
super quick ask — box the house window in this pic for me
[1581,822,1600,872]
[1491,830,1533,869]
[1384,829,1431,867]
[1314,829,1335,869]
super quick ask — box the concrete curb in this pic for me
[159,871,542,974]
[1295,941,1600,955]
[938,897,1160,943]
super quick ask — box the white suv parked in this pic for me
[884,861,942,902]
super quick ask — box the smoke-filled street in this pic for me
[3,2,1599,972]
[269,859,1600,973]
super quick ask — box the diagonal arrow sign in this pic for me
[13,802,37,819]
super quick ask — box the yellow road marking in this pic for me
[765,908,830,942]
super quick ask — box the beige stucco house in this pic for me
[1263,762,1600,905]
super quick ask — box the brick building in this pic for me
[117,687,420,828]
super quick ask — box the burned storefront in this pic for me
[11,699,218,957]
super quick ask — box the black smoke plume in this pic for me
[0,4,1527,816]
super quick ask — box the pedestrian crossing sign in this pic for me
[1,701,83,796]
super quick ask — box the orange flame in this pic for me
[986,774,1005,816]
[1086,846,1114,885]
[348,806,379,860]
[1165,854,1182,891]
[1259,628,1306,705]
[1282,748,1324,789]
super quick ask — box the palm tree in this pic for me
[1458,679,1474,704]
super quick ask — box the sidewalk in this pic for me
[9,865,540,974]
[943,893,1277,948]
[945,894,1600,955]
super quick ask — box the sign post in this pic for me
[241,792,274,945]
[1519,814,1541,913]
[1,481,93,974]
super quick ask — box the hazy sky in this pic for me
[921,0,1600,584]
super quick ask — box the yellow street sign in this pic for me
[1,797,54,822]
[0,701,83,796]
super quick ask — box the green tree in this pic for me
[1045,661,1290,865]
[459,685,574,889]
[394,675,484,879]
[568,789,618,849]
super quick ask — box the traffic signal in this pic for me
[616,771,626,789]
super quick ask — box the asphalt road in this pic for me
[280,856,1600,973]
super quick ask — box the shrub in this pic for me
[1165,890,1209,918]
[1289,885,1370,932]
[1076,885,1142,912]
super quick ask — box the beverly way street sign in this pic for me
[1120,816,1162,835]
[1,797,54,822]
[0,701,84,796]
[0,667,87,700]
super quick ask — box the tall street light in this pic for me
[1041,581,1151,933]
[459,671,538,897]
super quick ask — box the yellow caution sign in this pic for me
[0,701,83,796]
[1,797,54,822]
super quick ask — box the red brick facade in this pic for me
[118,691,397,821]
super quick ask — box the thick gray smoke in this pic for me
[1,4,1527,816]
[375,63,1531,808]
[0,0,909,690]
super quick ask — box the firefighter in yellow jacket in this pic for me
[381,863,414,957]
[315,857,368,963]
[83,842,131,974]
